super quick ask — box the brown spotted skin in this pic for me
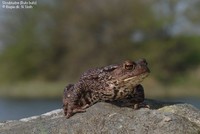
[63,58,150,118]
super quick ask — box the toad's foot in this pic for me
[72,104,90,113]
[65,104,90,119]
[133,102,150,110]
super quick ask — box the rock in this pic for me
[0,99,200,134]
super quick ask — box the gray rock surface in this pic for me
[0,99,200,134]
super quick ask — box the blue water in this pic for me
[163,98,200,109]
[0,99,62,121]
[0,98,199,121]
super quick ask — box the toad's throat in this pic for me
[123,73,149,82]
[123,76,137,82]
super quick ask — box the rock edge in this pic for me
[0,99,200,134]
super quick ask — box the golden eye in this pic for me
[123,60,135,70]
[125,64,133,70]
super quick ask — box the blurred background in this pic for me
[0,0,200,121]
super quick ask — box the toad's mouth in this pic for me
[123,72,149,82]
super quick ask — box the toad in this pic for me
[63,58,150,118]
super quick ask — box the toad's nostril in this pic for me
[137,58,147,66]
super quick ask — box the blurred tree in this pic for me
[0,0,200,84]
[136,36,200,83]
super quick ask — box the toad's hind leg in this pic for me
[130,84,149,109]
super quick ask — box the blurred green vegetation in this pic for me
[0,0,200,98]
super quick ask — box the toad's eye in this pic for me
[123,60,136,70]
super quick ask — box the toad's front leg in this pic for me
[131,84,149,109]
[118,84,149,109]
